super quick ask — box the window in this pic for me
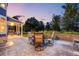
[0,18,6,32]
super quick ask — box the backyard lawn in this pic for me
[60,31,79,35]
[23,30,53,37]
[23,31,79,41]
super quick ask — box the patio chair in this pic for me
[73,38,79,50]
[34,32,45,51]
[51,31,56,44]
[28,32,34,45]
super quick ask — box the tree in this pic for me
[23,17,39,32]
[45,22,51,31]
[62,3,79,31]
[74,11,79,31]
[38,21,45,31]
[52,15,60,31]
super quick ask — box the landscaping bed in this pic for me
[56,32,79,41]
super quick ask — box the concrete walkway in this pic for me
[0,37,79,56]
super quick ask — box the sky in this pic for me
[7,3,65,24]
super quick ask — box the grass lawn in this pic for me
[60,31,79,35]
[43,30,53,37]
[23,30,53,37]
[23,30,79,37]
[23,32,28,37]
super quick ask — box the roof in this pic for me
[7,16,22,23]
[13,16,22,20]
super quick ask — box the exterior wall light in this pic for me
[1,4,5,8]
[10,22,14,26]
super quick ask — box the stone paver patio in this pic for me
[0,36,79,56]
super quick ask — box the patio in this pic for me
[0,36,79,56]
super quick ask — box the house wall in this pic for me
[7,21,21,35]
[0,3,7,43]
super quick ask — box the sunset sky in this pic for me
[7,3,64,24]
